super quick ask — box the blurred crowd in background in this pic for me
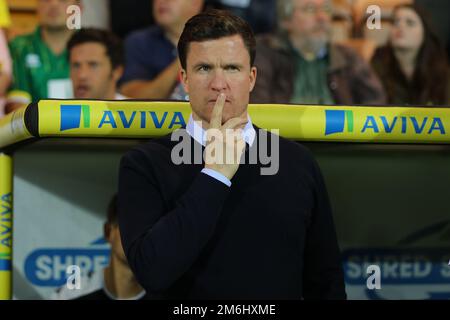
[0,0,449,118]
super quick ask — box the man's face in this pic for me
[181,35,257,125]
[283,0,332,45]
[37,0,79,30]
[153,0,203,30]
[70,42,122,99]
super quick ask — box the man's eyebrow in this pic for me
[223,63,244,69]
[192,62,213,69]
[191,62,245,69]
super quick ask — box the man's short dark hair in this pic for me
[67,28,124,70]
[177,9,256,70]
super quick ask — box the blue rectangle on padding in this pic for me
[0,258,11,271]
[60,105,82,131]
[325,110,346,135]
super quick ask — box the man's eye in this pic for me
[198,66,210,72]
[406,19,416,27]
[226,66,240,72]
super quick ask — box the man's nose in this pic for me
[210,70,228,92]
[316,9,330,23]
[399,21,407,31]
[76,65,89,80]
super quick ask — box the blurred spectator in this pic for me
[207,0,277,34]
[6,0,80,114]
[415,0,450,58]
[0,0,11,118]
[53,195,149,300]
[80,0,109,29]
[119,0,204,100]
[415,0,450,71]
[68,28,126,100]
[109,0,154,39]
[371,4,450,105]
[251,0,385,105]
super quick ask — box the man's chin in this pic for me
[42,23,68,32]
[74,94,91,99]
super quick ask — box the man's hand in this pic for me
[204,93,247,180]
[4,102,26,115]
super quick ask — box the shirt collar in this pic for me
[115,92,127,100]
[186,114,256,147]
[284,35,328,61]
[316,46,328,59]
[35,26,68,57]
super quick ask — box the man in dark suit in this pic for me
[118,9,346,299]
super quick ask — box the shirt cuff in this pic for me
[201,168,231,187]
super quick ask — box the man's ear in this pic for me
[180,68,189,94]
[104,223,111,243]
[249,66,257,92]
[67,1,83,15]
[112,65,124,83]
[76,0,84,13]
[279,18,291,34]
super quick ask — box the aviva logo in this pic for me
[59,104,186,131]
[60,104,90,131]
[325,110,354,135]
[325,109,446,136]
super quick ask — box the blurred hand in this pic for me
[4,102,26,115]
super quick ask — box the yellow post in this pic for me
[0,153,12,299]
